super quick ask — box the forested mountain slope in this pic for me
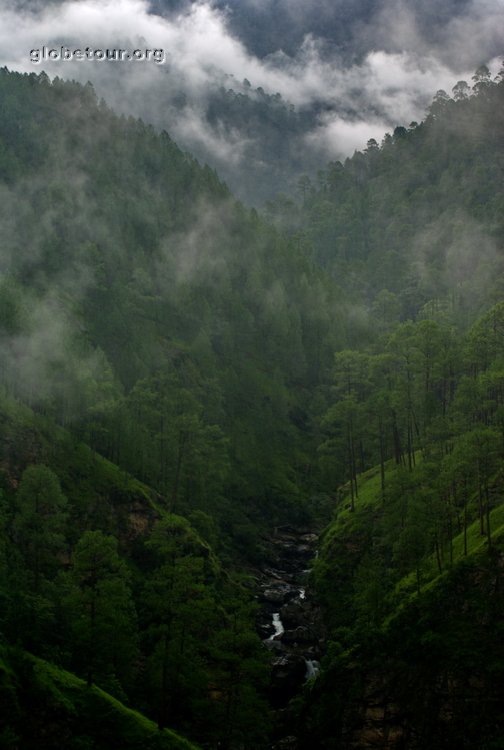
[0,67,339,747]
[1,64,504,749]
[271,66,504,326]
[0,67,341,540]
[0,646,199,750]
[286,69,504,748]
[0,394,273,747]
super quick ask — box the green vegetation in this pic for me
[0,64,504,747]
[0,646,199,749]
[298,541,504,750]
[0,396,271,747]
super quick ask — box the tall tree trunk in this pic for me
[378,417,386,500]
[87,590,97,688]
[158,630,170,730]
[392,412,402,465]
[463,499,468,557]
[485,482,492,548]
[435,536,442,573]
[478,481,484,536]
[171,431,187,511]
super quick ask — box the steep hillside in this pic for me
[0,648,199,750]
[0,392,272,748]
[277,71,504,748]
[1,64,504,749]
[270,67,504,326]
[294,300,504,746]
[299,539,504,749]
[0,67,342,542]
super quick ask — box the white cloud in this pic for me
[0,0,482,107]
[0,0,501,197]
[305,115,391,160]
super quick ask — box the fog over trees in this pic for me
[0,6,503,747]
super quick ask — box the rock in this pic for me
[260,582,300,606]
[283,587,301,603]
[299,533,318,544]
[303,645,322,659]
[255,527,325,710]
[281,626,316,645]
[277,542,297,557]
[261,587,289,605]
[264,639,284,653]
[271,654,307,683]
[257,623,273,639]
[272,736,298,749]
[261,566,287,580]
[270,653,307,708]
[295,544,312,557]
[280,600,310,629]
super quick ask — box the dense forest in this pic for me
[0,61,503,749]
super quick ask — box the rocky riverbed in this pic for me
[254,526,325,746]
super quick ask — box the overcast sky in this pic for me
[1,0,503,199]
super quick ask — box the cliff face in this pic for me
[299,548,504,749]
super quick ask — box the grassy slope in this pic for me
[318,455,504,606]
[1,394,190,543]
[302,460,504,748]
[0,647,199,749]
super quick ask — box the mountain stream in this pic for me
[254,526,325,748]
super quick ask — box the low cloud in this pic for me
[0,0,501,201]
[362,0,504,69]
[305,115,390,161]
[412,211,502,311]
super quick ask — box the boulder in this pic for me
[271,653,307,682]
[280,600,309,627]
[299,533,318,545]
[281,626,316,645]
[261,587,289,605]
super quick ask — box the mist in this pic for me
[1,0,501,203]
